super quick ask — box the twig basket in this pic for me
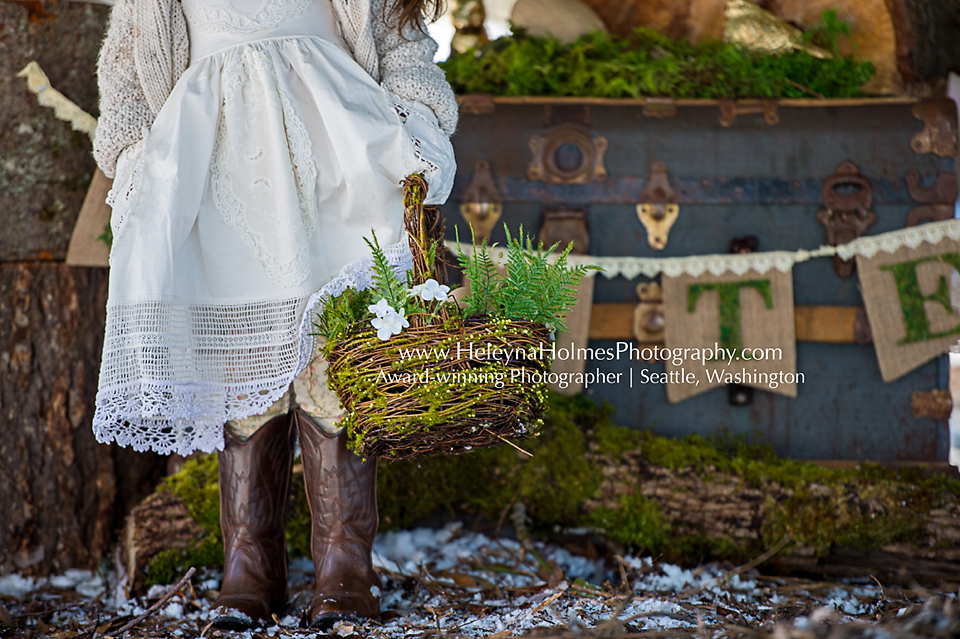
[325,175,552,460]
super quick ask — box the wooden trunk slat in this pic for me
[589,303,866,343]
[461,96,921,107]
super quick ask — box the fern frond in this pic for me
[364,231,407,309]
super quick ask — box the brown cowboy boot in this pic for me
[295,409,381,630]
[211,414,296,630]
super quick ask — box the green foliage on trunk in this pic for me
[440,19,875,99]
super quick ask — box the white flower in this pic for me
[408,278,450,302]
[368,299,393,318]
[371,307,409,341]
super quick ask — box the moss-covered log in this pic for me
[127,394,960,592]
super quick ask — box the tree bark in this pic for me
[0,0,109,261]
[123,491,207,594]
[0,1,166,578]
[0,264,166,577]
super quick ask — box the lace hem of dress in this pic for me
[92,237,413,455]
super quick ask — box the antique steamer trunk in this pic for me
[440,96,959,462]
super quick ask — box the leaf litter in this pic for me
[0,523,957,638]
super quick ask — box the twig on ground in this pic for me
[696,610,707,639]
[613,555,631,593]
[523,581,569,619]
[677,535,792,599]
[116,566,196,636]
[199,619,216,638]
[0,601,14,627]
[272,613,297,636]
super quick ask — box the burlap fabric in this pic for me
[662,268,797,402]
[857,238,960,382]
[548,277,595,395]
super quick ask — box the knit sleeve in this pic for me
[371,0,459,137]
[93,0,156,179]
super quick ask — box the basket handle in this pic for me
[402,174,447,286]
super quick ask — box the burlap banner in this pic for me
[857,237,960,382]
[662,269,797,403]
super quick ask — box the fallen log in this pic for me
[122,395,960,593]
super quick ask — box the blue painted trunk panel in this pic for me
[440,102,956,461]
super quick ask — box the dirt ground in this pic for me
[1,522,958,639]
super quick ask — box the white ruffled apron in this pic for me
[94,0,455,455]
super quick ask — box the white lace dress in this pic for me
[93,0,455,455]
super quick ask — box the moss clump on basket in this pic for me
[440,12,875,99]
[313,174,596,460]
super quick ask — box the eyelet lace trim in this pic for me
[211,46,319,289]
[92,237,413,456]
[391,100,442,178]
[105,132,149,260]
[181,0,310,34]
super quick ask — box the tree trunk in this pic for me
[0,264,165,577]
[0,0,166,577]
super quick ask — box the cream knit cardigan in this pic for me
[93,0,459,178]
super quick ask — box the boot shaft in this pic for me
[296,411,378,544]
[218,414,296,593]
[296,410,381,626]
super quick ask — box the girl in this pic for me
[91,0,458,628]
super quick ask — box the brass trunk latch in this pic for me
[459,159,503,241]
[637,161,679,250]
[717,98,779,127]
[816,161,877,278]
[633,281,664,344]
[539,208,589,255]
[911,98,958,158]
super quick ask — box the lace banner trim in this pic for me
[446,219,960,279]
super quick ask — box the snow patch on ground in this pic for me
[0,524,954,638]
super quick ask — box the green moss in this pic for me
[145,536,223,588]
[511,406,602,526]
[585,491,667,551]
[880,254,960,345]
[440,18,875,99]
[378,393,603,530]
[687,280,772,352]
[378,446,514,529]
[163,453,221,531]
[143,454,224,587]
